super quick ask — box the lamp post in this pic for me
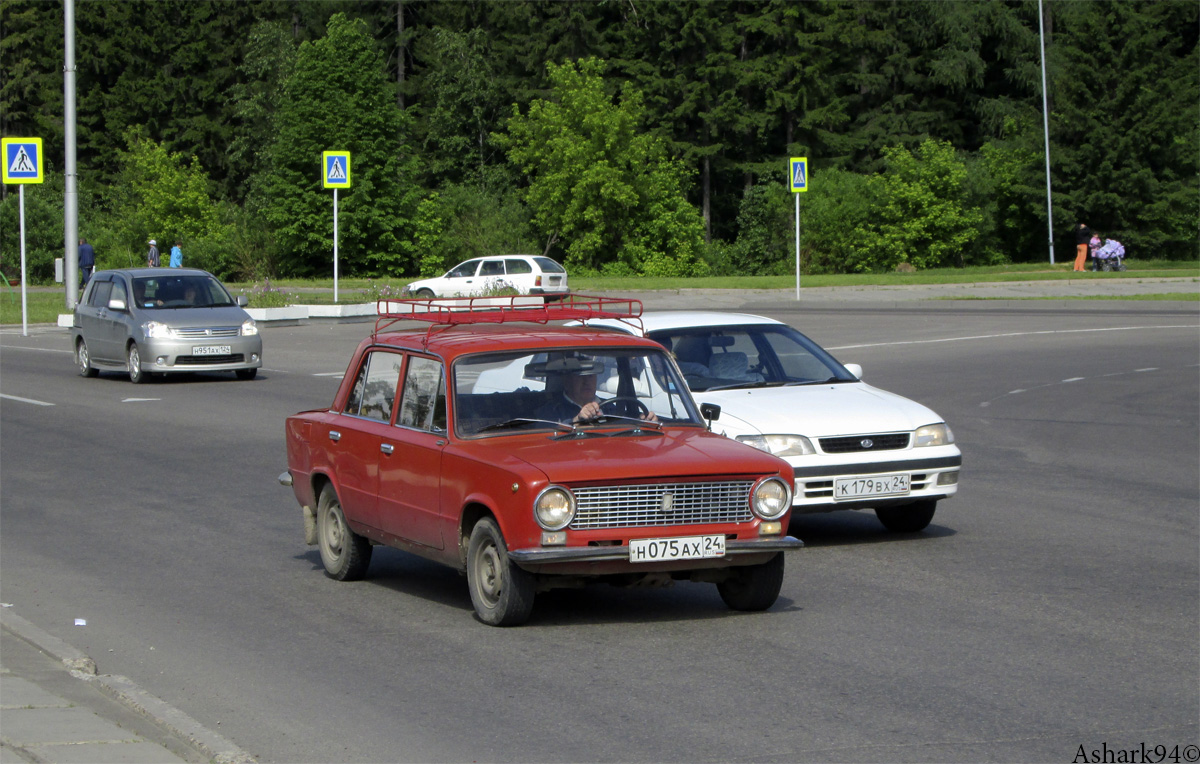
[1038,0,1056,265]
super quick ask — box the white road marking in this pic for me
[313,372,345,377]
[0,393,54,406]
[122,398,161,403]
[980,364,1188,408]
[0,344,73,354]
[827,324,1199,351]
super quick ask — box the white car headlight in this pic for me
[914,423,955,447]
[534,486,576,531]
[142,321,175,339]
[737,434,816,457]
[241,319,258,336]
[752,477,792,520]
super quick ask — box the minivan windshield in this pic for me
[132,275,237,310]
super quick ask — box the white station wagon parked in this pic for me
[583,312,962,532]
[402,255,569,299]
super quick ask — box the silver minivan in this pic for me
[71,268,263,383]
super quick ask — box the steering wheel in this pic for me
[598,396,650,419]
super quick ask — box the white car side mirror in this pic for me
[843,363,863,380]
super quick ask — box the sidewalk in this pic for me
[1,610,254,764]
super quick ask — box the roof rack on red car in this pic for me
[373,294,644,338]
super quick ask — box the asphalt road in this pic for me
[1,295,1197,762]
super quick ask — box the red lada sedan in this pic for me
[281,297,801,625]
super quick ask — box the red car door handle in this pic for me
[328,430,341,442]
[380,444,394,455]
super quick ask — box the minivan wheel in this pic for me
[414,288,436,299]
[127,343,146,384]
[76,339,98,377]
[467,518,535,626]
[235,368,257,380]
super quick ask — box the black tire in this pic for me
[317,485,372,581]
[76,339,98,378]
[127,343,146,384]
[235,368,258,380]
[875,499,937,533]
[717,553,785,612]
[467,518,535,626]
[414,288,436,299]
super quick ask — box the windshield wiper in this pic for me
[477,417,573,434]
[578,413,664,430]
[704,380,785,391]
[607,426,665,437]
[787,377,854,386]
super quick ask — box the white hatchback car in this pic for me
[584,312,962,532]
[402,255,569,299]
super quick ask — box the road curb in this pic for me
[1,609,257,764]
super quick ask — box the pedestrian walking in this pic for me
[147,239,160,268]
[78,237,96,287]
[1073,222,1092,272]
[169,240,183,268]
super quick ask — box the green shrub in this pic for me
[240,279,290,308]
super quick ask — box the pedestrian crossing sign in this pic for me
[322,151,351,189]
[789,157,808,193]
[2,138,44,184]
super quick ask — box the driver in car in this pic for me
[538,362,658,424]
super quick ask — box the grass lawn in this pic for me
[4,260,1196,325]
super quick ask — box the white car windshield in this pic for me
[652,324,857,391]
[455,347,700,436]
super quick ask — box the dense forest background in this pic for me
[2,0,1197,283]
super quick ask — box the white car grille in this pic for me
[819,433,910,453]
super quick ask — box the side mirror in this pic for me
[236,294,249,307]
[843,363,863,380]
[107,297,127,311]
[699,402,721,429]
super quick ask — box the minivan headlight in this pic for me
[752,477,792,520]
[737,434,816,457]
[241,319,258,336]
[914,423,954,447]
[142,321,175,339]
[534,486,576,531]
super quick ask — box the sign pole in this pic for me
[789,156,808,301]
[19,185,29,336]
[3,137,45,335]
[794,193,800,300]
[322,150,350,304]
[333,188,339,303]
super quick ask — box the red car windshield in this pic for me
[454,347,699,436]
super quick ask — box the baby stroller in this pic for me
[1093,239,1126,271]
